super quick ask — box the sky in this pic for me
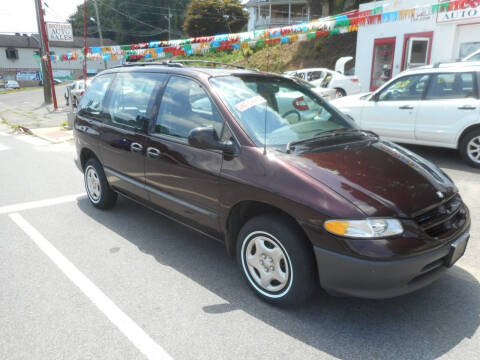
[0,0,84,34]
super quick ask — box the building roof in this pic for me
[0,33,116,49]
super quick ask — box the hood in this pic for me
[335,56,353,74]
[279,140,456,217]
[331,92,371,106]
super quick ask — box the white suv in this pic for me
[332,63,480,167]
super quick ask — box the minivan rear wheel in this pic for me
[236,214,316,306]
[84,158,117,209]
[460,129,480,168]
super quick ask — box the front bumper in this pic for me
[314,231,470,299]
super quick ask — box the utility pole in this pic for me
[92,0,107,69]
[34,0,52,105]
[36,0,58,109]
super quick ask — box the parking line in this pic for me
[9,213,172,360]
[0,142,9,151]
[0,193,86,215]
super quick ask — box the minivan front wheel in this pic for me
[84,158,117,209]
[237,214,316,306]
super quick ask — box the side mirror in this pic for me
[371,92,380,102]
[188,127,235,154]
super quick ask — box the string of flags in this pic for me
[38,0,479,63]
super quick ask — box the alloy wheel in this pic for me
[467,136,480,164]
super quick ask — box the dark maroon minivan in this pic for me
[74,62,470,306]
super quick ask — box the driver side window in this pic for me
[154,76,223,140]
[378,74,430,101]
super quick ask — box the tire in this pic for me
[459,129,480,168]
[84,158,117,209]
[335,88,346,98]
[236,214,316,306]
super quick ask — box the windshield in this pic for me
[210,75,355,148]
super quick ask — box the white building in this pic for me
[246,0,312,31]
[355,0,480,92]
[0,33,120,87]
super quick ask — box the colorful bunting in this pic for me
[44,0,478,64]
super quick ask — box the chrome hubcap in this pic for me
[86,166,101,202]
[244,235,290,293]
[467,136,480,164]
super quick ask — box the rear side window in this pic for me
[78,74,114,121]
[154,76,223,140]
[378,74,430,101]
[106,72,166,130]
[425,72,476,100]
[307,71,323,81]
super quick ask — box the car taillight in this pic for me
[350,78,359,82]
[292,96,309,111]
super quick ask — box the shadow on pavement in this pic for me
[402,144,480,174]
[77,196,480,359]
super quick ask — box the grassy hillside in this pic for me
[174,32,357,73]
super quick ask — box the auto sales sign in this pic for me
[46,22,73,42]
[437,0,480,23]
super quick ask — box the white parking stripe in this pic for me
[0,193,86,215]
[9,213,172,360]
[0,142,9,151]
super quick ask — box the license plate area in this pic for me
[445,233,469,267]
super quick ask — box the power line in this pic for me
[96,0,165,31]
[127,0,187,12]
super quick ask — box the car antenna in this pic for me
[263,99,267,155]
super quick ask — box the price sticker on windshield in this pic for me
[235,95,267,112]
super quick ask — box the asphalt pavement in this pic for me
[0,120,479,360]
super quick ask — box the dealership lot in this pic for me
[0,126,479,360]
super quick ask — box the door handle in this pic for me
[146,147,161,158]
[130,142,143,153]
[399,105,414,110]
[458,105,476,110]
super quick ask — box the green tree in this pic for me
[68,0,190,45]
[183,0,247,37]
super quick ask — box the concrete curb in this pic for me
[29,127,74,144]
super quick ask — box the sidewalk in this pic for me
[0,84,74,142]
[0,84,70,130]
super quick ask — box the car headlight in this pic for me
[324,219,403,238]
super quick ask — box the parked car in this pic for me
[74,63,470,306]
[285,76,337,100]
[332,63,480,167]
[284,57,362,97]
[71,79,91,107]
[39,78,62,86]
[0,74,5,88]
[5,80,20,89]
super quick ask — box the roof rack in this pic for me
[114,59,258,71]
[167,59,249,70]
[432,61,480,68]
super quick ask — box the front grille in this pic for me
[414,194,467,239]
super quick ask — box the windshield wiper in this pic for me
[286,128,377,153]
